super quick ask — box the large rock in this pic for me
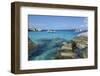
[73,36,88,58]
[28,38,38,60]
[56,35,88,59]
[28,38,37,51]
[73,36,87,44]
[77,32,87,37]
[56,41,76,59]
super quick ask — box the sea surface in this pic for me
[29,30,79,43]
[28,30,79,60]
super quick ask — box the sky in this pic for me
[28,15,88,30]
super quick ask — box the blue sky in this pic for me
[28,15,88,30]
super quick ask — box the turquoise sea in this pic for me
[28,30,79,60]
[29,31,79,43]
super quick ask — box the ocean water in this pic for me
[29,31,79,43]
[28,30,79,60]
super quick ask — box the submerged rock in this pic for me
[28,38,37,50]
[29,38,64,60]
[28,38,38,60]
[28,36,88,60]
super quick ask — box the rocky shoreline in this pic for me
[56,32,88,59]
[77,32,87,37]
[28,32,88,60]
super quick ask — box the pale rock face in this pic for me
[77,32,88,37]
[77,43,87,49]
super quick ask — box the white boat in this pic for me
[47,30,56,33]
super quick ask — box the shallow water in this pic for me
[28,31,79,60]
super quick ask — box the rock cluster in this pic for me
[28,32,88,60]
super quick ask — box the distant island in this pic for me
[28,26,87,33]
[28,27,41,32]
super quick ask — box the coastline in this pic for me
[77,32,88,37]
[28,31,88,60]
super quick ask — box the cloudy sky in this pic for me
[28,15,87,30]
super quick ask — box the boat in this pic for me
[47,30,56,33]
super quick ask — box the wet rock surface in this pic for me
[28,34,88,60]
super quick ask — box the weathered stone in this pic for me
[28,38,37,51]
